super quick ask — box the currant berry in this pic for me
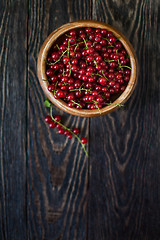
[67,134,73,139]
[54,115,61,122]
[81,137,87,144]
[58,128,65,134]
[49,122,56,128]
[73,128,80,135]
[45,115,52,123]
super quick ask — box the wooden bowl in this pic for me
[37,20,138,117]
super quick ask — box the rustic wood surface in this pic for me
[0,0,160,239]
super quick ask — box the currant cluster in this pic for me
[45,114,87,143]
[45,27,131,110]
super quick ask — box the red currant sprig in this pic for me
[44,99,88,157]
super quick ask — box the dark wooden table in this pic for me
[0,0,160,239]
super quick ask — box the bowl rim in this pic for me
[37,20,138,117]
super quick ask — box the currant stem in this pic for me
[67,41,70,57]
[56,44,60,50]
[83,38,88,48]
[62,82,70,86]
[91,72,109,81]
[50,106,89,158]
[46,49,68,65]
[71,100,82,107]
[53,81,58,97]
[92,100,101,113]
[73,41,84,52]
[102,70,109,80]
[62,68,65,76]
[117,60,132,70]
[120,65,132,70]
[115,37,121,42]
[103,37,114,47]
[68,62,72,76]
[70,88,92,93]
[104,59,115,63]
[93,60,98,68]
[65,34,71,37]
[103,102,124,107]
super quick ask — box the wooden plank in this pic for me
[0,0,28,239]
[88,0,160,239]
[27,0,89,239]
[1,0,159,239]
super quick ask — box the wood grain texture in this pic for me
[0,0,28,239]
[86,0,160,239]
[27,0,89,239]
[0,0,160,239]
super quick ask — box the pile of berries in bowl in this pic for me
[37,20,138,117]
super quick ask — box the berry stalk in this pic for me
[49,105,88,158]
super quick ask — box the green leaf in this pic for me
[44,99,51,108]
